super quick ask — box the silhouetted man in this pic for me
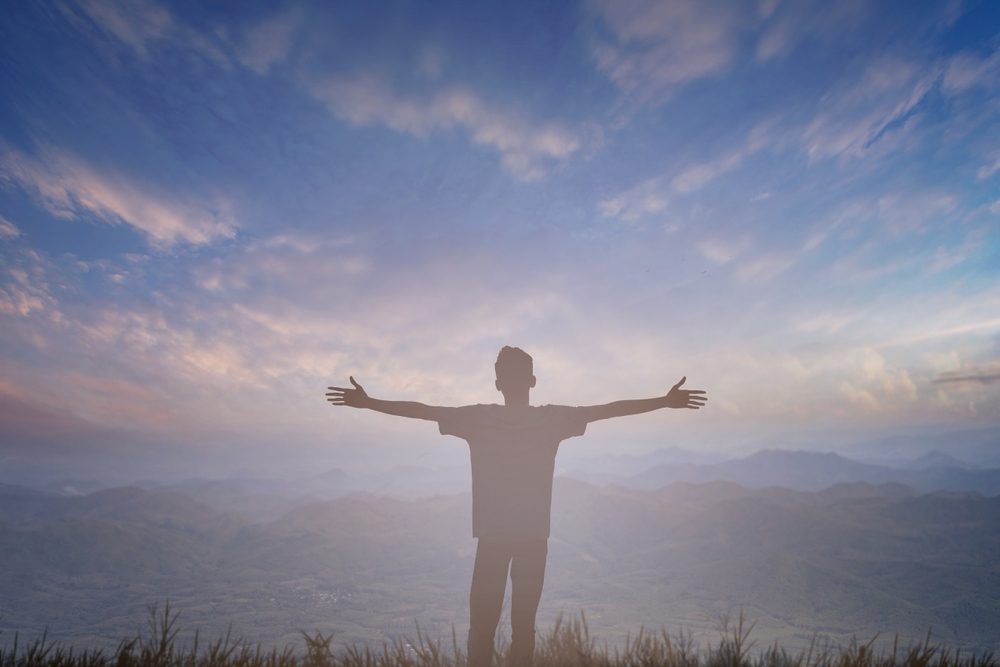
[327,346,706,667]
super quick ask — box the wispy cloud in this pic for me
[589,0,744,106]
[0,215,20,239]
[942,48,1000,95]
[599,126,769,222]
[0,277,48,318]
[69,0,230,67]
[883,316,1000,348]
[754,0,872,62]
[0,238,581,438]
[735,252,797,284]
[75,0,172,57]
[933,364,1000,385]
[309,74,581,180]
[0,144,236,247]
[236,9,301,75]
[875,192,957,236]
[589,0,873,110]
[696,238,745,264]
[977,153,1000,181]
[802,59,935,160]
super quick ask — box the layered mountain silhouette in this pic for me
[573,449,1000,495]
[2,473,998,653]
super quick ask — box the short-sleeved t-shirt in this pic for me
[437,404,588,543]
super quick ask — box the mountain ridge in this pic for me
[3,478,998,652]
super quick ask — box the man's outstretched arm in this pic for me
[582,377,707,423]
[326,377,439,422]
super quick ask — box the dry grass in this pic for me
[1,605,993,667]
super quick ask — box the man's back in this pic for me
[437,404,588,542]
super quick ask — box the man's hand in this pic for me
[326,378,439,421]
[326,376,371,408]
[582,376,708,422]
[664,377,707,409]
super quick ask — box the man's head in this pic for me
[495,346,536,398]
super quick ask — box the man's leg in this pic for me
[468,540,512,667]
[507,540,548,667]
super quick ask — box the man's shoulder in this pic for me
[450,403,502,412]
[436,403,500,421]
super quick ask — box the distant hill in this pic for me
[903,450,977,470]
[119,449,1000,525]
[2,478,999,653]
[137,466,472,522]
[622,449,1000,495]
[0,483,67,524]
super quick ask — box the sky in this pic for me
[1,0,999,483]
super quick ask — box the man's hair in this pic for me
[495,346,533,381]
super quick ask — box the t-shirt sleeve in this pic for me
[437,405,475,440]
[548,405,588,440]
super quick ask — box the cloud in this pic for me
[735,253,796,283]
[598,175,669,221]
[0,144,236,247]
[754,0,873,62]
[928,228,986,273]
[0,282,47,318]
[933,365,1000,386]
[839,380,880,411]
[589,0,873,109]
[670,151,745,194]
[697,238,744,264]
[69,0,230,68]
[236,10,300,75]
[0,215,20,239]
[0,237,581,440]
[0,242,62,321]
[417,45,447,80]
[699,339,929,425]
[309,75,580,180]
[802,59,935,160]
[977,153,1000,181]
[884,315,1000,348]
[874,192,957,236]
[589,0,743,105]
[76,0,172,57]
[599,125,769,222]
[942,48,1000,94]
[857,347,917,398]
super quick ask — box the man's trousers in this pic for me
[467,539,548,667]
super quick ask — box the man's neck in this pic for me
[502,391,530,408]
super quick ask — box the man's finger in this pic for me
[350,376,361,389]
[671,376,686,390]
[686,390,707,395]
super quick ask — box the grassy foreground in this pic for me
[1,605,994,667]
